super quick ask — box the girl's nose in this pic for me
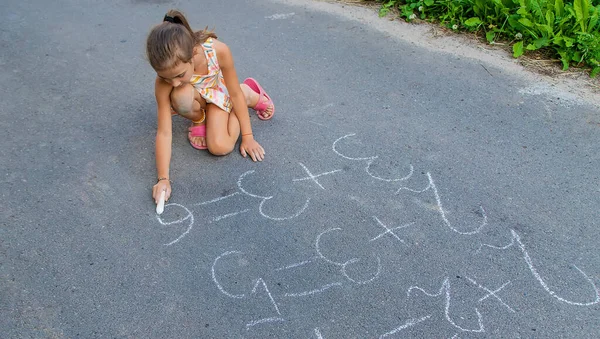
[172,80,181,87]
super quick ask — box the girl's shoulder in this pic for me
[153,77,173,106]
[198,38,228,56]
[155,76,172,88]
[214,41,235,69]
[209,38,227,50]
[211,39,232,59]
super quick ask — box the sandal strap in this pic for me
[188,124,206,137]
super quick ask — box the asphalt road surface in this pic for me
[1,0,599,337]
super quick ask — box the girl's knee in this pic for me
[170,85,194,115]
[207,140,234,156]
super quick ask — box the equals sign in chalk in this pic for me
[156,190,166,215]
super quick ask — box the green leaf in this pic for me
[529,0,544,21]
[574,0,589,31]
[508,15,522,29]
[526,43,537,50]
[513,41,524,57]
[486,31,496,43]
[401,5,413,19]
[519,18,535,27]
[558,51,570,70]
[379,0,395,17]
[464,17,483,26]
[534,23,552,36]
[546,9,555,26]
[588,7,599,31]
[591,66,600,78]
[563,36,575,47]
[555,0,564,17]
[474,0,485,16]
[533,37,550,48]
[424,0,434,6]
[553,35,565,47]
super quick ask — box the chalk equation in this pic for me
[154,133,599,337]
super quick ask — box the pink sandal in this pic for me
[188,124,208,150]
[243,78,275,120]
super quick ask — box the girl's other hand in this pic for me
[153,180,172,204]
[240,137,265,162]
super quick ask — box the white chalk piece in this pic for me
[156,190,166,215]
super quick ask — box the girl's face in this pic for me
[156,61,193,87]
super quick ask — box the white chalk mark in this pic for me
[156,190,165,215]
[304,104,335,128]
[370,216,414,243]
[366,158,414,182]
[283,282,343,297]
[449,334,459,339]
[265,12,295,20]
[292,162,342,190]
[211,209,250,223]
[475,237,515,254]
[316,228,382,284]
[237,170,271,199]
[252,278,281,315]
[246,317,285,330]
[237,170,310,221]
[211,251,245,299]
[274,259,315,271]
[308,120,328,127]
[379,315,431,338]
[511,229,600,306]
[332,134,375,161]
[407,278,485,333]
[259,197,310,221]
[155,203,194,246]
[155,204,192,226]
[194,192,240,206]
[333,134,414,182]
[315,228,346,266]
[397,180,432,194]
[397,173,487,235]
[314,327,324,339]
[466,277,515,313]
[342,256,382,285]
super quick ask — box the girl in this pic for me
[146,9,275,206]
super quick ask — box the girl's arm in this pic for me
[153,77,174,203]
[214,40,265,161]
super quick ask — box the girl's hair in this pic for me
[146,9,218,71]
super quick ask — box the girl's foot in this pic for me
[242,78,275,120]
[187,110,207,150]
[188,122,207,149]
[257,101,274,119]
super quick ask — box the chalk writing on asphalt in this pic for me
[155,133,599,337]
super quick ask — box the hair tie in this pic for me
[163,15,180,24]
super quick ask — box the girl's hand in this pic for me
[152,179,172,205]
[240,136,265,162]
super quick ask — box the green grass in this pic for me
[366,0,600,77]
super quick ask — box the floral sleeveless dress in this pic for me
[189,38,233,113]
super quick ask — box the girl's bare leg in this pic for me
[204,103,241,155]
[171,82,273,154]
[170,84,207,148]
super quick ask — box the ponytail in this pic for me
[146,9,218,71]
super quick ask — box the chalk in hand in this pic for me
[156,190,166,215]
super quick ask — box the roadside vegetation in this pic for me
[362,0,600,77]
